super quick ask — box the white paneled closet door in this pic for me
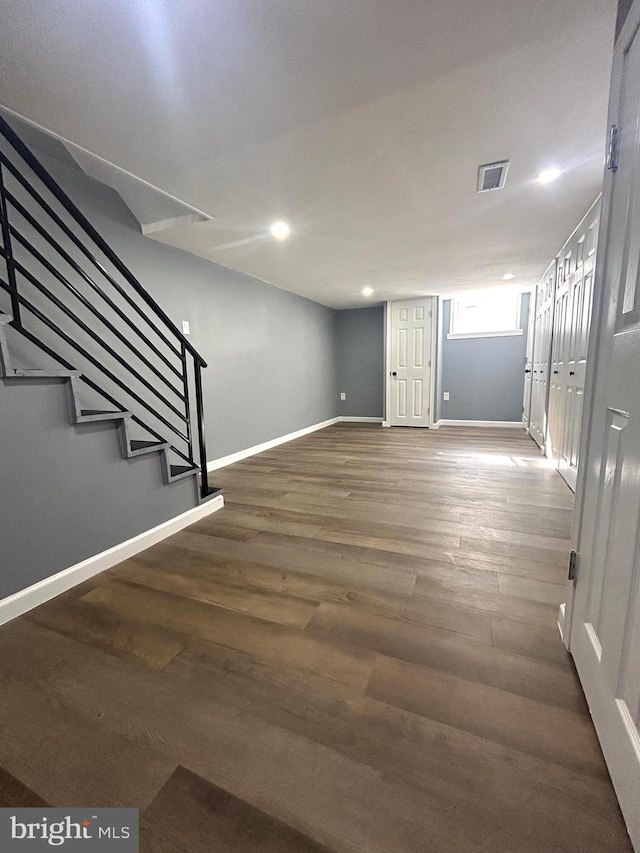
[529,262,556,449]
[570,9,640,844]
[560,202,600,490]
[548,253,571,463]
[548,198,601,490]
[522,289,536,432]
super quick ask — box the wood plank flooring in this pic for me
[0,424,632,851]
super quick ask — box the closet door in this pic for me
[530,287,544,447]
[530,202,600,475]
[529,262,556,449]
[560,202,601,490]
[522,288,536,431]
[548,251,571,465]
[569,13,640,839]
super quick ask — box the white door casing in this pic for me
[388,298,434,427]
[569,9,640,847]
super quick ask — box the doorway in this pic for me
[385,298,436,428]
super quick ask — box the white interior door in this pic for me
[530,262,556,449]
[522,288,536,431]
[570,12,640,847]
[529,286,544,446]
[389,299,433,427]
[548,253,570,464]
[559,202,601,490]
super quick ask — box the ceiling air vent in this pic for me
[477,160,510,193]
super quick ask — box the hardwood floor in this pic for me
[0,424,632,851]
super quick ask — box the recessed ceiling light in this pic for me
[502,273,516,280]
[362,287,374,296]
[269,220,290,240]
[536,168,562,185]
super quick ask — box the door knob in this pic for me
[525,369,531,373]
[391,371,397,377]
[554,370,559,374]
[569,370,575,376]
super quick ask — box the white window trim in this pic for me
[447,329,523,340]
[448,292,524,339]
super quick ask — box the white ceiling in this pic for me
[0,0,617,308]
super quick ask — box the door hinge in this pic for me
[607,124,620,171]
[568,549,578,582]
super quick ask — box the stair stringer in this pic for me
[0,313,202,492]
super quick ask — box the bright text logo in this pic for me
[1,808,138,851]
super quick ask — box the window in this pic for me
[448,291,523,339]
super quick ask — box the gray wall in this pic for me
[0,378,195,598]
[335,306,384,418]
[1,132,339,600]
[332,296,528,424]
[3,145,339,461]
[439,295,529,422]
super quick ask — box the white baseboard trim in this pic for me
[208,416,387,473]
[208,417,340,472]
[437,419,524,428]
[432,420,442,429]
[0,494,224,627]
[382,421,390,427]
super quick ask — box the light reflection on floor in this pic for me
[436,451,556,469]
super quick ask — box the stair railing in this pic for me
[0,113,215,500]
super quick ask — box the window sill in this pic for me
[446,329,523,340]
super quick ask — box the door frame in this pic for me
[562,9,634,649]
[383,296,437,428]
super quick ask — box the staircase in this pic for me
[0,114,220,502]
